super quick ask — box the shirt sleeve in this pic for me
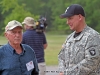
[58,36,70,73]
[43,33,47,44]
[0,48,4,74]
[66,35,100,75]
[58,45,66,73]
[31,49,39,75]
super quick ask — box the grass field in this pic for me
[45,34,66,65]
[0,36,7,45]
[0,34,67,65]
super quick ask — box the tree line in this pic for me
[0,0,100,35]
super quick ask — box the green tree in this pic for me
[0,0,37,34]
[0,0,100,34]
[84,0,100,32]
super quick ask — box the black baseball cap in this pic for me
[60,4,85,18]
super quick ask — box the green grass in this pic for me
[45,34,66,65]
[0,36,7,45]
[0,35,67,65]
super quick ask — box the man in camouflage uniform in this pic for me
[58,4,100,75]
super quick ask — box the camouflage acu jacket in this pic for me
[58,26,100,75]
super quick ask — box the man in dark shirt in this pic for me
[22,17,48,75]
[0,20,39,75]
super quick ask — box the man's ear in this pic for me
[4,32,7,37]
[78,14,82,20]
[4,32,8,39]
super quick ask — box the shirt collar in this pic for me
[6,43,26,54]
[68,25,88,41]
[73,25,88,40]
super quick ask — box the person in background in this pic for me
[0,20,39,75]
[58,4,100,75]
[22,17,48,75]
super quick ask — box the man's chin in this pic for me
[70,28,74,31]
[14,42,21,45]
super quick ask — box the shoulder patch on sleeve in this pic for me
[86,47,99,59]
[89,48,96,56]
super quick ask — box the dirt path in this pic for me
[46,65,59,75]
